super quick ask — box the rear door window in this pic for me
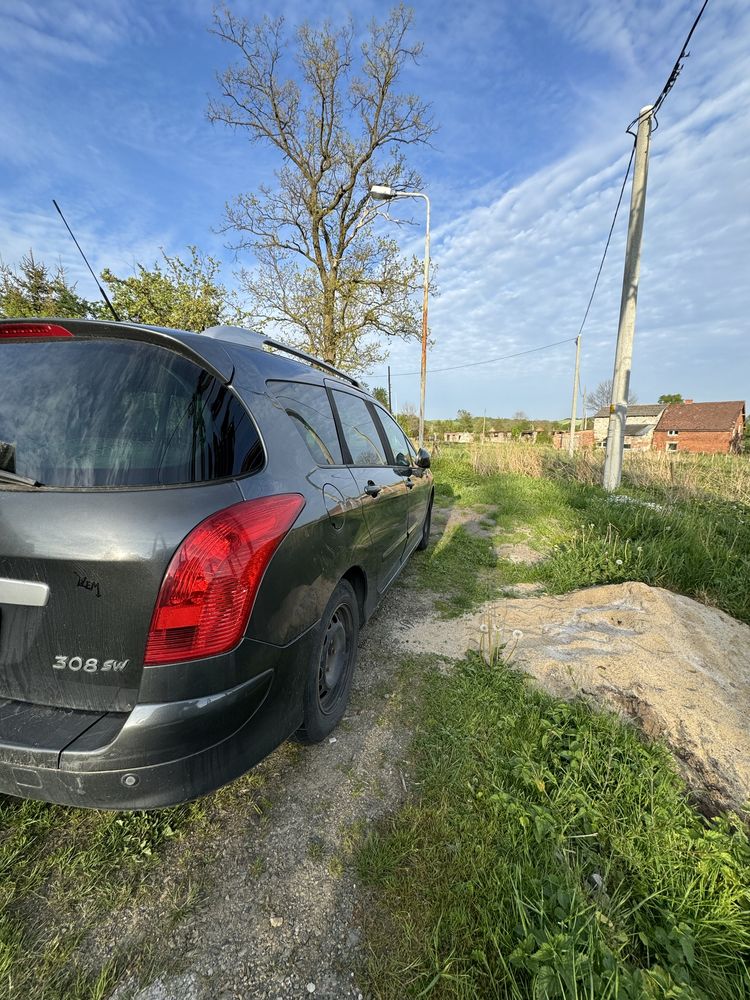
[330,391,388,466]
[268,381,342,465]
[0,339,263,487]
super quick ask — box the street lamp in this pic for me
[370,183,431,449]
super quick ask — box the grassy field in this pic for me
[466,441,750,506]
[357,654,750,999]
[419,449,750,624]
[358,451,750,999]
[0,751,288,1000]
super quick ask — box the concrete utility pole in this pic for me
[387,365,392,411]
[603,106,653,491]
[568,335,582,456]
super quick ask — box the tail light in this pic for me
[0,323,73,339]
[144,494,305,665]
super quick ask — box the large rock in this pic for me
[399,582,750,815]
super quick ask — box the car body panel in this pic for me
[0,481,243,713]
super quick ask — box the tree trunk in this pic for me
[322,282,335,363]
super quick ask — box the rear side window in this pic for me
[268,381,342,466]
[331,391,387,466]
[0,339,264,487]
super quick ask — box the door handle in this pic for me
[364,481,381,497]
[404,478,415,489]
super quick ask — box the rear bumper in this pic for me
[0,631,314,809]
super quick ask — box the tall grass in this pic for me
[430,451,750,624]
[357,655,750,999]
[458,443,750,505]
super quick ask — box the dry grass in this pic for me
[460,442,750,504]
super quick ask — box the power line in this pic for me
[627,0,710,136]
[367,336,576,380]
[573,145,635,344]
[577,1,710,352]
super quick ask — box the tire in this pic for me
[296,579,359,744]
[416,495,433,551]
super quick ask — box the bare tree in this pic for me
[208,5,435,372]
[586,380,638,412]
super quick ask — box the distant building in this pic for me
[485,430,513,442]
[652,400,745,454]
[592,404,667,451]
[552,429,595,451]
[444,431,474,443]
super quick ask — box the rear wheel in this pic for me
[297,580,359,743]
[416,495,433,551]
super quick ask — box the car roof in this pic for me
[0,318,369,397]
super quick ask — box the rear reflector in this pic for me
[144,494,305,665]
[0,323,72,339]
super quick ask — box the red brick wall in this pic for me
[552,429,594,450]
[652,429,738,454]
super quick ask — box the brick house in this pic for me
[652,400,745,454]
[592,404,667,451]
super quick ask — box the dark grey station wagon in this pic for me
[0,319,433,809]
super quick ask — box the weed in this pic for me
[306,838,325,863]
[357,654,750,999]
[431,454,750,624]
[414,524,497,617]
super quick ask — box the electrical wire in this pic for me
[368,336,576,380]
[574,0,710,376]
[573,144,635,345]
[626,0,710,136]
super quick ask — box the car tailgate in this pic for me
[0,482,242,713]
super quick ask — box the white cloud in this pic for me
[0,1,158,65]
[372,0,750,417]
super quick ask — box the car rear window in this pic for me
[0,339,264,487]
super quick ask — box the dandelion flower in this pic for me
[616,559,623,566]
[512,629,523,639]
[480,623,489,633]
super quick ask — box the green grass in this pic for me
[430,454,750,624]
[0,797,200,999]
[0,762,276,1000]
[357,654,750,1000]
[412,524,499,616]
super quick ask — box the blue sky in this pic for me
[1,0,748,419]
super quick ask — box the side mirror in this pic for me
[416,447,431,469]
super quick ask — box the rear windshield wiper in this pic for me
[0,470,44,487]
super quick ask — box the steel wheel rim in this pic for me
[317,603,353,714]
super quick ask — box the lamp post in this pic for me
[370,184,431,449]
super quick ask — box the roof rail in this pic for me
[202,325,362,389]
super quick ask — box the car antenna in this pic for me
[52,199,120,322]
